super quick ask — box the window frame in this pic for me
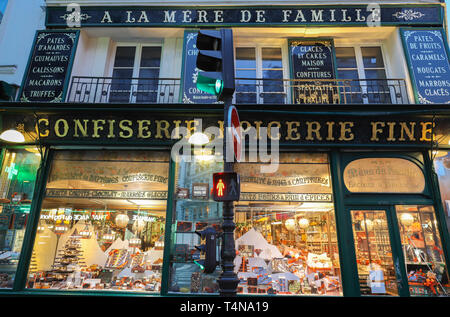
[335,43,394,104]
[109,42,163,103]
[234,40,289,104]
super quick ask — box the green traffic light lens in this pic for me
[214,79,223,95]
[194,260,205,270]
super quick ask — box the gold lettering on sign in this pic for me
[338,121,354,141]
[286,121,301,140]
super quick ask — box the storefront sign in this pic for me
[181,31,219,104]
[343,158,426,193]
[240,175,329,187]
[400,28,450,104]
[29,114,438,146]
[240,192,332,202]
[18,30,79,103]
[45,188,168,200]
[46,6,442,27]
[289,39,337,104]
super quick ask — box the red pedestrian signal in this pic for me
[212,172,240,202]
[216,179,225,197]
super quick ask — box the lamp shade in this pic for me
[361,219,374,231]
[285,218,296,231]
[400,213,414,226]
[0,129,25,143]
[115,214,129,228]
[188,132,209,145]
[298,218,310,229]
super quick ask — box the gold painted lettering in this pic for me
[92,119,106,138]
[338,121,354,141]
[306,121,322,141]
[119,120,133,138]
[107,120,116,138]
[155,120,170,139]
[73,119,89,137]
[268,121,281,140]
[36,118,49,137]
[419,121,435,142]
[386,122,396,141]
[325,121,335,141]
[370,121,385,141]
[286,121,301,140]
[54,119,69,138]
[137,120,151,138]
[399,122,416,141]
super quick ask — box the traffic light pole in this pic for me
[218,95,240,296]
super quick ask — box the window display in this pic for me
[433,152,450,234]
[396,205,450,296]
[234,153,341,296]
[26,150,169,292]
[0,148,41,288]
[351,210,398,296]
[169,152,342,296]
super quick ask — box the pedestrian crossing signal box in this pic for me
[212,172,240,202]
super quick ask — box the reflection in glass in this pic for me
[351,210,398,296]
[0,148,41,288]
[169,156,224,294]
[396,205,450,296]
[26,151,169,292]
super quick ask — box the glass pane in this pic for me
[361,47,385,68]
[236,48,256,69]
[396,205,450,296]
[110,69,134,103]
[114,47,136,68]
[262,48,282,69]
[351,210,399,296]
[233,153,342,296]
[364,69,387,80]
[0,149,41,288]
[26,151,170,293]
[168,156,224,294]
[137,69,159,102]
[335,47,357,68]
[140,47,161,68]
[433,152,450,235]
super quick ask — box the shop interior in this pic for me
[26,150,169,292]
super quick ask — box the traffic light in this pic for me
[212,172,240,202]
[195,29,235,101]
[194,226,218,274]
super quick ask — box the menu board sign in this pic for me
[181,31,219,104]
[289,39,337,104]
[400,28,450,104]
[18,30,80,103]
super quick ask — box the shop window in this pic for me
[396,205,450,296]
[110,45,162,103]
[336,46,390,104]
[235,46,285,104]
[170,153,342,295]
[351,210,399,296]
[0,148,41,288]
[433,152,450,234]
[233,153,341,296]
[26,150,169,293]
[168,156,224,294]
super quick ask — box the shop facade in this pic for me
[0,0,449,297]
